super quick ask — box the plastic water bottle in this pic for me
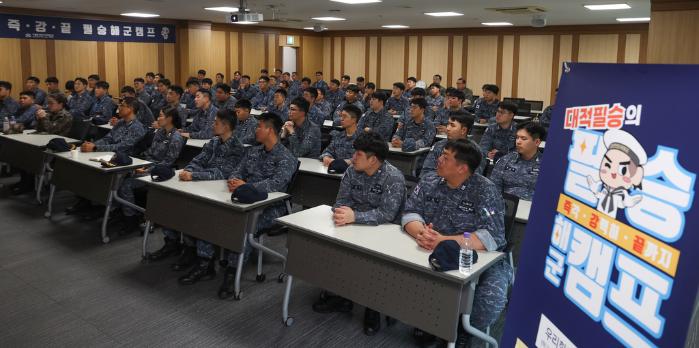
[9,116,16,127]
[459,232,473,275]
[2,117,9,132]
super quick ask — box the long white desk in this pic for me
[289,157,343,207]
[46,151,150,243]
[138,170,289,299]
[277,205,504,346]
[387,143,430,176]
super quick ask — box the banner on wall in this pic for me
[502,63,699,348]
[0,13,176,43]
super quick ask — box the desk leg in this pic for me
[142,220,152,258]
[101,190,115,243]
[282,274,294,326]
[461,280,499,348]
[45,184,56,218]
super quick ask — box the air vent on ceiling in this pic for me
[486,6,547,15]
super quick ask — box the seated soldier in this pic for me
[150,78,171,117]
[421,111,479,179]
[181,89,218,139]
[117,107,185,236]
[213,83,237,114]
[304,87,332,126]
[67,77,94,120]
[473,84,500,124]
[14,91,41,129]
[403,139,512,347]
[133,77,152,107]
[357,91,393,142]
[362,82,376,111]
[320,104,361,166]
[490,122,546,200]
[391,98,436,152]
[233,99,258,145]
[181,78,199,114]
[90,81,116,125]
[479,102,517,164]
[268,89,289,122]
[386,82,410,117]
[251,76,275,110]
[433,88,467,133]
[332,84,364,126]
[120,86,154,126]
[326,79,344,110]
[81,97,147,154]
[280,97,321,158]
[425,83,445,115]
[234,75,259,101]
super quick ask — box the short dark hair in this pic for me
[366,82,376,90]
[65,81,74,91]
[499,102,518,115]
[45,76,59,84]
[433,74,442,80]
[449,111,475,131]
[411,87,426,97]
[197,69,206,75]
[158,78,171,87]
[282,72,291,77]
[0,81,12,90]
[483,84,500,95]
[134,77,145,83]
[258,112,284,134]
[161,106,182,129]
[304,87,318,98]
[356,76,365,82]
[19,90,36,99]
[274,88,288,98]
[186,79,200,87]
[26,76,40,84]
[146,72,155,78]
[155,73,165,79]
[47,93,67,106]
[242,74,251,80]
[393,82,406,91]
[279,80,290,88]
[169,85,184,96]
[120,96,140,113]
[410,98,427,110]
[341,104,362,120]
[444,139,482,173]
[275,68,283,73]
[260,68,269,74]
[235,99,252,110]
[216,72,224,78]
[353,132,389,161]
[517,122,547,141]
[346,84,360,94]
[330,79,341,86]
[216,108,237,130]
[95,81,110,90]
[197,88,212,99]
[290,97,309,114]
[370,91,388,103]
[88,74,100,81]
[301,77,312,84]
[202,78,213,85]
[215,83,231,94]
[315,71,323,75]
[446,89,466,101]
[341,74,350,81]
[407,77,417,83]
[120,86,136,95]
[74,77,88,85]
[429,83,442,90]
[258,76,270,83]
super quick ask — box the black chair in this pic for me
[526,100,544,112]
[502,192,520,283]
[68,118,93,141]
[503,97,525,105]
[517,103,532,118]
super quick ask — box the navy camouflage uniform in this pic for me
[392,117,436,152]
[473,98,500,124]
[31,88,47,107]
[67,91,94,120]
[420,138,484,179]
[0,97,20,120]
[251,88,275,109]
[268,103,289,122]
[402,174,513,333]
[320,130,358,161]
[386,95,410,117]
[479,122,517,162]
[312,80,329,95]
[119,128,185,216]
[285,117,321,158]
[288,81,302,101]
[180,92,195,111]
[149,91,167,116]
[90,95,116,125]
[229,79,240,91]
[332,100,365,126]
[234,116,258,145]
[199,141,297,263]
[163,135,247,246]
[94,118,147,154]
[308,100,332,126]
[539,105,553,129]
[14,104,40,128]
[234,85,259,101]
[357,108,394,142]
[433,107,468,128]
[335,161,406,225]
[489,150,543,200]
[136,90,152,107]
[136,99,155,127]
[183,104,218,139]
[215,96,238,114]
[325,89,344,110]
[425,95,444,112]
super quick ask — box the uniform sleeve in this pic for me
[379,115,395,142]
[157,135,185,168]
[288,125,320,158]
[228,149,249,180]
[320,131,339,160]
[95,124,146,153]
[489,157,507,194]
[187,141,240,181]
[479,126,494,154]
[420,144,440,179]
[392,121,406,142]
[473,184,506,251]
[0,101,19,119]
[332,103,343,126]
[333,170,354,209]
[401,181,428,229]
[418,122,436,149]
[354,175,406,225]
[15,106,37,127]
[249,152,296,193]
[187,111,215,139]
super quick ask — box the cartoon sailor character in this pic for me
[586,129,646,218]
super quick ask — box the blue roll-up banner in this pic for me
[0,13,175,43]
[502,63,698,348]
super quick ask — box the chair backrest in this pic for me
[517,103,532,117]
[503,97,525,106]
[527,100,544,111]
[502,192,520,252]
[286,160,302,194]
[68,118,92,141]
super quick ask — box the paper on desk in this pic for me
[89,155,113,162]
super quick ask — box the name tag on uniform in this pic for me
[531,166,540,174]
[505,165,517,172]
[509,135,516,142]
[458,200,474,213]
[351,184,363,190]
[426,196,440,204]
[370,184,383,194]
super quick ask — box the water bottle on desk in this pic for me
[9,116,16,128]
[459,232,473,275]
[2,117,9,132]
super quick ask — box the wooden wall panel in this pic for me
[268,34,277,70]
[578,34,618,63]
[322,37,331,77]
[163,43,176,82]
[648,10,699,64]
[420,36,449,85]
[517,35,554,106]
[451,36,463,84]
[242,33,266,79]
[210,30,227,78]
[54,41,98,89]
[368,37,378,84]
[466,36,498,94]
[123,43,159,87]
[229,32,239,75]
[188,27,212,77]
[407,36,418,78]
[103,42,119,91]
[379,36,405,89]
[344,37,365,80]
[29,40,47,80]
[500,35,515,99]
[0,39,23,98]
[625,34,641,63]
[302,35,324,78]
[333,37,342,77]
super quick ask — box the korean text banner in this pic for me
[502,63,699,348]
[0,14,175,43]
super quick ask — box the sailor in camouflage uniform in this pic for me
[251,76,275,110]
[489,122,546,200]
[357,91,394,142]
[385,82,410,118]
[391,98,436,152]
[320,104,361,166]
[268,89,290,122]
[181,89,218,140]
[472,84,501,124]
[81,97,146,154]
[304,87,332,126]
[332,85,365,127]
[421,111,478,179]
[120,86,154,127]
[67,78,94,120]
[479,102,518,163]
[89,81,115,125]
[281,97,321,158]
[233,99,258,145]
[213,83,238,114]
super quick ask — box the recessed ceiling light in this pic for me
[616,17,650,22]
[331,0,381,4]
[121,12,160,18]
[311,17,346,21]
[381,25,409,29]
[204,7,239,12]
[304,27,314,30]
[584,3,631,10]
[424,12,463,17]
[482,22,513,26]
[233,21,258,25]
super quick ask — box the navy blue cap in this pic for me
[150,164,175,182]
[109,151,133,166]
[328,159,349,174]
[231,183,268,204]
[46,138,71,152]
[429,240,479,272]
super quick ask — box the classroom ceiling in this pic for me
[1,0,651,30]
